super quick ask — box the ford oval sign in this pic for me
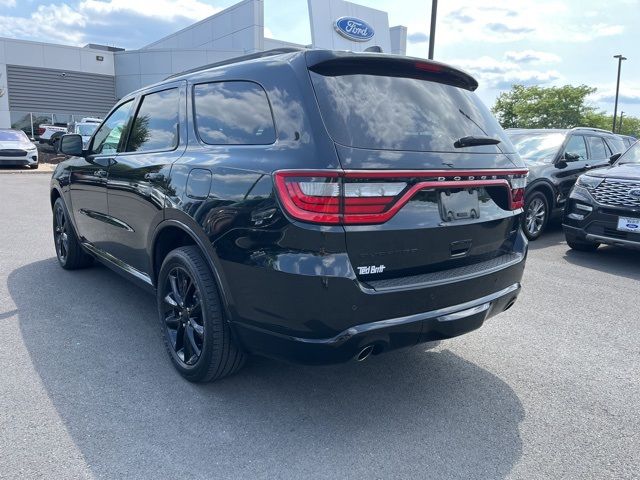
[628,188,640,198]
[334,17,375,42]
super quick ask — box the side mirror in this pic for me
[609,153,621,165]
[564,152,580,162]
[58,134,84,156]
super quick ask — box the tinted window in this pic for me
[310,72,512,152]
[619,142,640,164]
[194,82,275,145]
[91,101,133,155]
[126,88,179,153]
[605,137,627,154]
[509,132,565,162]
[586,136,607,159]
[564,135,587,161]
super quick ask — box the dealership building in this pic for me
[0,0,407,133]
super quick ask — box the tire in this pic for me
[157,246,246,382]
[565,234,599,252]
[52,197,94,269]
[522,191,549,240]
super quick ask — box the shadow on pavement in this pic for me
[10,259,524,479]
[564,245,640,281]
[527,219,565,251]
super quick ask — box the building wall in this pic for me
[0,37,115,128]
[142,0,264,53]
[308,0,397,53]
[390,26,407,56]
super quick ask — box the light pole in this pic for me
[428,0,438,60]
[612,54,627,133]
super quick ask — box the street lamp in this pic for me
[612,54,627,133]
[428,0,438,60]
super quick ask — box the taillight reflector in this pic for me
[274,170,528,225]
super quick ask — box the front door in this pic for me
[554,134,589,206]
[68,100,134,250]
[105,85,186,275]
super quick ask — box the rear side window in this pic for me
[126,88,179,153]
[193,81,276,145]
[310,72,511,152]
[586,136,607,159]
[605,136,626,154]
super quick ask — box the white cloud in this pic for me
[0,4,86,45]
[504,50,561,64]
[0,0,16,6]
[78,0,219,22]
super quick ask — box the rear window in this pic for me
[194,81,276,145]
[606,136,626,154]
[310,72,512,152]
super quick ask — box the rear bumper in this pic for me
[233,282,521,364]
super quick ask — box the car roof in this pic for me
[507,127,614,136]
[122,48,479,100]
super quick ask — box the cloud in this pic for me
[451,55,561,90]
[485,23,534,35]
[407,32,429,43]
[78,0,219,22]
[447,9,474,24]
[0,0,16,6]
[591,85,640,106]
[504,50,562,64]
[0,3,86,45]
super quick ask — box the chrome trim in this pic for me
[438,302,491,322]
[81,242,152,285]
[585,234,640,250]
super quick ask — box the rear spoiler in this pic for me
[305,50,478,91]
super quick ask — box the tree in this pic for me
[582,111,640,137]
[492,84,597,129]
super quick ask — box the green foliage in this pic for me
[581,111,640,137]
[492,84,597,129]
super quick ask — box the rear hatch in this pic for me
[281,52,526,287]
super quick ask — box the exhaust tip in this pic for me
[356,345,374,362]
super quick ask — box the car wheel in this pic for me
[157,246,246,382]
[565,235,599,252]
[52,198,94,269]
[522,192,549,240]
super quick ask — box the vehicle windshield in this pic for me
[77,124,98,136]
[618,142,640,164]
[0,130,30,142]
[310,72,513,152]
[508,132,565,162]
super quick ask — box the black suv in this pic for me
[507,128,626,239]
[51,49,528,382]
[564,140,640,251]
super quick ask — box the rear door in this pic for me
[105,83,186,275]
[585,135,612,170]
[308,57,526,281]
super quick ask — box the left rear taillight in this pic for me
[274,170,528,225]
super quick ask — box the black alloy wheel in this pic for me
[523,192,549,240]
[162,266,205,366]
[157,246,245,382]
[53,198,93,269]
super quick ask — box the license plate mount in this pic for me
[439,190,480,222]
[617,216,640,233]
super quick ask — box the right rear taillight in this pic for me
[37,128,45,136]
[274,169,528,225]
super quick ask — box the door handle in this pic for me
[95,169,107,178]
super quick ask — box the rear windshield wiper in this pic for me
[454,135,501,148]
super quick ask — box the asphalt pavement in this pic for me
[0,174,638,479]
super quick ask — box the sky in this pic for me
[1,0,639,117]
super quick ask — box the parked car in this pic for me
[0,128,39,169]
[37,123,68,147]
[563,141,640,251]
[617,134,637,149]
[51,49,528,382]
[507,127,626,239]
[68,121,100,149]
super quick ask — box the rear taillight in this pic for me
[274,169,528,225]
[37,128,45,136]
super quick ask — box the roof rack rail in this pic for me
[571,126,613,134]
[165,47,306,80]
